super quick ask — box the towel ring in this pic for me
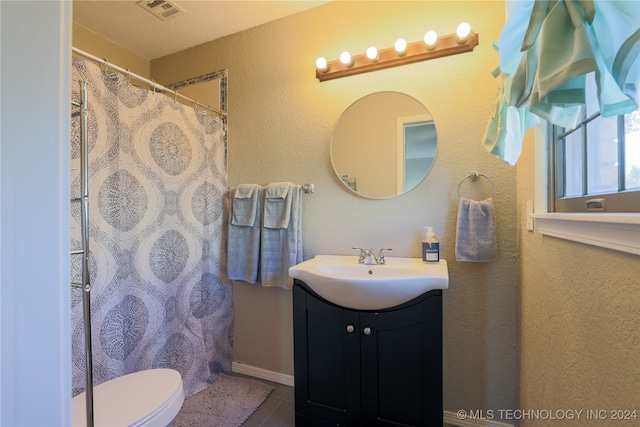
[457,171,496,199]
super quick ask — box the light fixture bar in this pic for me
[316,31,479,82]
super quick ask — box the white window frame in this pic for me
[532,122,640,255]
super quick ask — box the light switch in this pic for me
[526,200,534,232]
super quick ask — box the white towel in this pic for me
[231,184,260,226]
[263,182,293,229]
[227,185,262,283]
[261,183,303,288]
[455,197,497,262]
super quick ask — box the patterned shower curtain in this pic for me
[70,58,232,399]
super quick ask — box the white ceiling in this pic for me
[73,0,330,60]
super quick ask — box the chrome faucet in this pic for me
[353,247,392,265]
[376,248,392,265]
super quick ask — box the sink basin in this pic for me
[288,255,448,310]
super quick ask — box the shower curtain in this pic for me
[70,58,232,399]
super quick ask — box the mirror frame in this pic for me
[330,91,438,199]
[166,69,228,160]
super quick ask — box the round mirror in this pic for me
[330,91,437,199]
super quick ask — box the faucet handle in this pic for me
[352,247,365,256]
[352,247,366,262]
[376,248,392,264]
[352,247,374,254]
[353,247,375,264]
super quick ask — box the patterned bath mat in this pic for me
[172,373,273,427]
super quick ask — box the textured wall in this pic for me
[73,23,150,78]
[151,0,517,417]
[517,131,640,425]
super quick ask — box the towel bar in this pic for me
[229,183,314,194]
[457,172,495,199]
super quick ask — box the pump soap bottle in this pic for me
[422,226,440,263]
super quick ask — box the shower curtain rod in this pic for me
[72,47,227,118]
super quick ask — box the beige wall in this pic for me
[153,0,516,417]
[73,23,150,78]
[516,135,640,424]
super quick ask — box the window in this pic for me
[549,73,640,213]
[535,74,640,256]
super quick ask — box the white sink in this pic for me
[288,255,448,310]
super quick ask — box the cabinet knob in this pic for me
[346,324,355,333]
[363,327,372,335]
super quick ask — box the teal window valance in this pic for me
[483,0,639,165]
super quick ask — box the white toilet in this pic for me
[71,368,185,427]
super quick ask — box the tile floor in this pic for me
[236,373,455,427]
[236,375,295,427]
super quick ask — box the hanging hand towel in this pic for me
[261,183,303,288]
[263,182,293,229]
[232,184,260,226]
[228,184,262,283]
[455,197,497,262]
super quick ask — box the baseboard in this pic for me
[231,362,295,387]
[444,411,514,427]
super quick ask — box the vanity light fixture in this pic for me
[315,23,478,82]
[424,31,438,49]
[394,38,407,55]
[315,57,329,72]
[339,51,353,67]
[456,22,471,42]
[366,46,379,61]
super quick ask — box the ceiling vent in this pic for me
[137,0,185,21]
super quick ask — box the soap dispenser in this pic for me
[422,226,440,263]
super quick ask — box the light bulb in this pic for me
[315,57,328,71]
[366,46,379,61]
[394,38,407,54]
[456,22,471,41]
[339,51,353,66]
[424,31,438,48]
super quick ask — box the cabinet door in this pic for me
[293,285,361,426]
[361,293,442,427]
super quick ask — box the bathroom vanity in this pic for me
[292,280,443,426]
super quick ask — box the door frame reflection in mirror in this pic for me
[330,91,437,199]
[396,115,436,194]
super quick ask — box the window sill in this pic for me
[533,213,640,255]
[533,123,640,256]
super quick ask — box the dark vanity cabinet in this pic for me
[293,280,443,427]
